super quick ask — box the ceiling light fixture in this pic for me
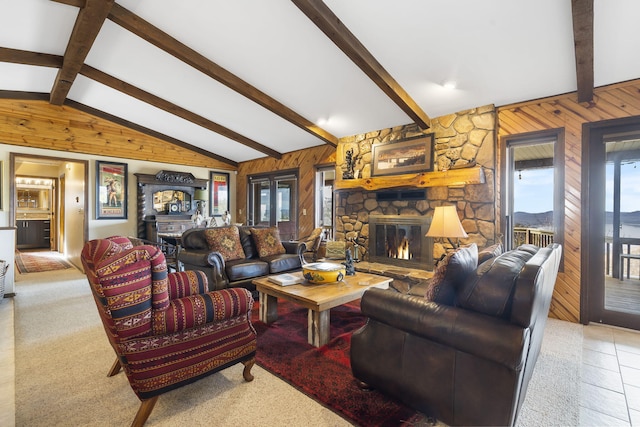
[443,80,457,90]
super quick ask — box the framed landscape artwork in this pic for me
[372,133,434,176]
[96,161,128,219]
[210,171,230,217]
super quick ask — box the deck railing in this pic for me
[605,237,640,279]
[513,227,555,248]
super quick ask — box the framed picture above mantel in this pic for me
[372,133,434,176]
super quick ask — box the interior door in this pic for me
[585,118,640,330]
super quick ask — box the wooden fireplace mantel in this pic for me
[334,166,485,191]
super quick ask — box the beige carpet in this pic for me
[14,268,582,426]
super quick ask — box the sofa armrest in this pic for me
[360,288,529,369]
[178,249,219,267]
[283,240,305,256]
[153,288,254,334]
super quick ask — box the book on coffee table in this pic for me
[268,272,304,286]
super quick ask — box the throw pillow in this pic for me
[250,227,286,258]
[424,243,478,305]
[478,243,503,265]
[203,226,245,261]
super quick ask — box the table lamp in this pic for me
[425,205,468,248]
[194,189,208,214]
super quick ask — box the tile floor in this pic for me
[580,323,640,426]
[1,294,640,426]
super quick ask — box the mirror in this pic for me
[152,190,192,213]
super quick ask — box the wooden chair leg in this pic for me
[242,357,255,382]
[131,396,159,427]
[107,357,122,377]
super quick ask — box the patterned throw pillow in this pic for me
[250,227,286,258]
[425,244,478,305]
[204,226,246,261]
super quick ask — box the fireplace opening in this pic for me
[368,215,433,270]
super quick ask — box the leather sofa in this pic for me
[178,225,304,293]
[350,243,562,427]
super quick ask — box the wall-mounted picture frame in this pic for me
[210,171,230,217]
[372,133,434,176]
[96,161,128,219]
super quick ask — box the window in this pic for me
[315,166,334,230]
[502,130,564,252]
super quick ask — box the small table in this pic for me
[253,271,392,347]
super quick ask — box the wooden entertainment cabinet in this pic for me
[135,171,208,243]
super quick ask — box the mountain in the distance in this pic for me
[515,210,640,229]
[513,211,553,229]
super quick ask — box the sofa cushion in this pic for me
[225,258,269,282]
[478,243,503,264]
[424,243,478,305]
[239,227,258,259]
[204,226,245,261]
[262,253,302,273]
[250,227,286,258]
[457,248,535,318]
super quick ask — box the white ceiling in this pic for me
[1,0,640,166]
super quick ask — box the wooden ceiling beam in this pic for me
[0,45,278,161]
[291,0,430,130]
[0,47,62,68]
[50,0,115,105]
[107,3,338,147]
[571,0,594,103]
[80,65,283,159]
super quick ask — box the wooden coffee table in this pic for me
[253,271,392,347]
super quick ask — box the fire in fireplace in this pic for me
[368,215,434,270]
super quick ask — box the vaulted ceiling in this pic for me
[1,0,639,167]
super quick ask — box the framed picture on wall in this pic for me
[372,133,435,176]
[96,161,128,219]
[210,171,230,217]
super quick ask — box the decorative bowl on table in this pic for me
[302,262,346,284]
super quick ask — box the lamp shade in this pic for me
[426,205,468,238]
[194,189,208,200]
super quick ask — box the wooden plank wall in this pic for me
[236,145,336,239]
[497,79,640,322]
[0,98,232,170]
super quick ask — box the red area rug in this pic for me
[251,300,426,426]
[15,251,74,274]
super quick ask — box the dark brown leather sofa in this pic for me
[350,243,562,427]
[177,226,304,293]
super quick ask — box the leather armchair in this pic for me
[81,236,257,426]
[351,243,562,427]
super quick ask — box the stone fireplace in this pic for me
[369,215,434,270]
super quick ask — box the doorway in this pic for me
[10,153,88,264]
[248,170,298,240]
[584,117,640,330]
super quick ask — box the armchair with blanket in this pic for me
[81,236,257,426]
[350,243,562,427]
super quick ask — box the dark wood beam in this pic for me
[0,47,62,68]
[291,0,430,130]
[0,46,281,160]
[107,3,338,147]
[571,0,594,103]
[65,99,238,167]
[50,0,115,105]
[80,65,282,159]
